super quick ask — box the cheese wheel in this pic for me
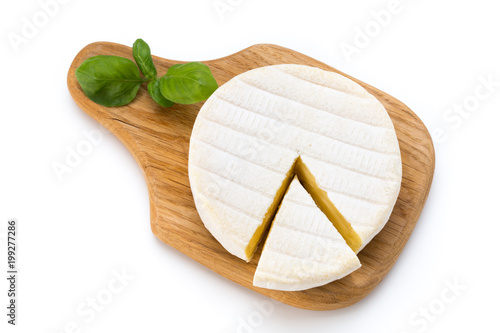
[188,64,402,264]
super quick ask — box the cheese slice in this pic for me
[253,176,361,291]
[188,64,402,265]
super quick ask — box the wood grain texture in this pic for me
[67,42,435,310]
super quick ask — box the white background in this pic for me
[1,0,499,332]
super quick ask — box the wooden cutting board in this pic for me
[67,42,435,311]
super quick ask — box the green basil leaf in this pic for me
[133,39,157,79]
[148,79,175,107]
[160,62,218,104]
[75,55,143,107]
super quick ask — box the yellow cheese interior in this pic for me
[245,156,363,261]
[244,160,297,260]
[295,158,363,253]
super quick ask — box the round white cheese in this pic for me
[188,64,402,265]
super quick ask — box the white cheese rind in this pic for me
[188,64,402,262]
[253,177,361,291]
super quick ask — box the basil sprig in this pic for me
[75,39,218,108]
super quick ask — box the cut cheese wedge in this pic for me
[253,176,361,291]
[189,64,402,265]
